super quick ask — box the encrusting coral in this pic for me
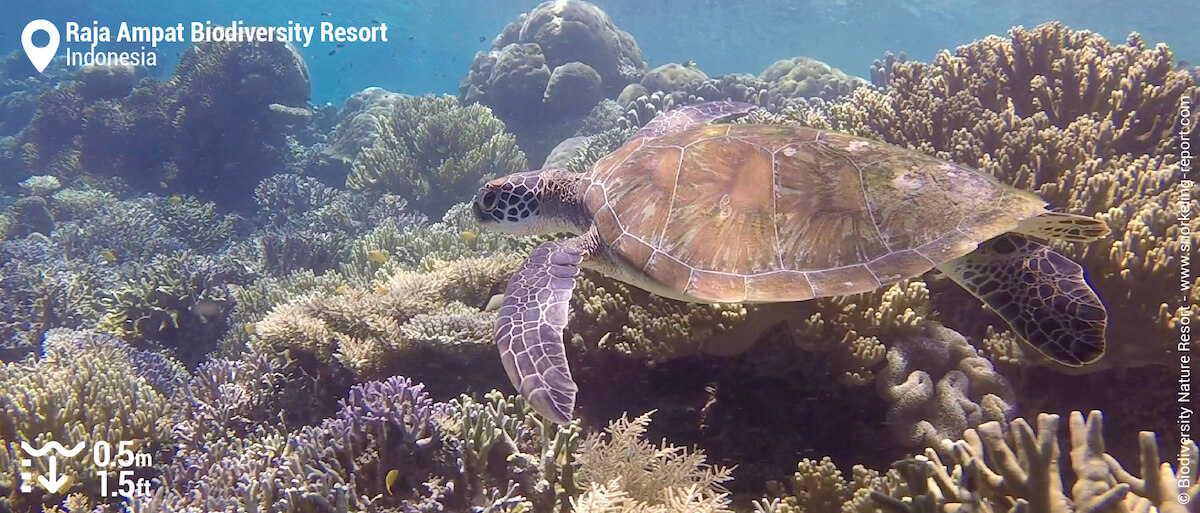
[345,94,528,217]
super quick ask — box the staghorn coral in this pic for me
[573,411,734,513]
[0,330,173,506]
[346,94,527,217]
[870,410,1200,513]
[875,323,1016,449]
[148,376,546,513]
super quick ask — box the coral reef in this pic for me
[345,94,527,217]
[573,411,734,513]
[17,40,310,210]
[758,57,865,102]
[0,52,70,139]
[0,329,175,506]
[639,63,709,95]
[761,411,1197,512]
[875,324,1016,449]
[251,253,521,378]
[786,22,1198,370]
[460,0,647,164]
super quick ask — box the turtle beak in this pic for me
[471,201,491,225]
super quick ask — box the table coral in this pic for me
[345,94,527,217]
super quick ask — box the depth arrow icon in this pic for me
[37,456,68,493]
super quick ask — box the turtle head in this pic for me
[473,169,580,235]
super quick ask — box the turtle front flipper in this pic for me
[634,101,756,139]
[496,231,597,423]
[938,234,1107,366]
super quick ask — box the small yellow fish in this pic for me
[336,285,351,295]
[244,323,256,335]
[168,194,183,205]
[99,249,117,263]
[366,250,388,264]
[374,285,389,294]
[459,230,478,242]
[385,469,400,495]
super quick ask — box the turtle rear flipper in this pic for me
[1015,212,1110,242]
[496,232,597,423]
[938,234,1106,366]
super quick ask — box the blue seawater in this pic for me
[3,0,1196,104]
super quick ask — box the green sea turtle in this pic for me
[472,101,1109,423]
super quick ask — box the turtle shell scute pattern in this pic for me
[583,124,1046,303]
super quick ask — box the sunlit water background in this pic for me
[3,0,1197,104]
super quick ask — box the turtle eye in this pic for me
[481,190,499,210]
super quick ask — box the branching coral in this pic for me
[149,377,556,513]
[0,329,173,505]
[760,457,906,513]
[573,411,734,513]
[95,250,242,367]
[345,94,527,217]
[870,410,1199,512]
[450,389,583,512]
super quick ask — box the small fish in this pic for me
[366,250,388,264]
[478,36,486,43]
[336,285,351,295]
[385,469,400,495]
[459,230,478,242]
[336,43,345,48]
[244,323,256,335]
[371,19,382,24]
[407,36,415,41]
[321,11,331,16]
[168,194,183,205]
[684,59,697,68]
[99,249,117,263]
[374,284,389,295]
[191,299,223,319]
[328,50,337,56]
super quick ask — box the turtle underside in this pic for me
[581,124,1048,303]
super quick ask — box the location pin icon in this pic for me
[22,20,60,73]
